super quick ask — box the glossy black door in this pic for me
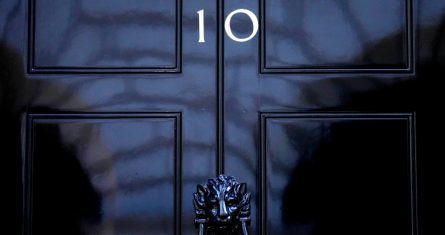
[2,0,219,234]
[221,0,441,235]
[1,0,443,234]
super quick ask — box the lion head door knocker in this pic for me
[193,175,251,235]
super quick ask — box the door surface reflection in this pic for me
[30,116,178,235]
[264,116,412,235]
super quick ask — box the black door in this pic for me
[1,0,443,234]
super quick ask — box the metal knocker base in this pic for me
[193,175,251,235]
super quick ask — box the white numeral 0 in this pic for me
[224,9,259,42]
[197,9,259,43]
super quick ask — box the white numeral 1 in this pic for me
[197,9,205,43]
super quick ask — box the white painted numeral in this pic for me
[198,9,259,43]
[224,9,259,42]
[197,9,205,43]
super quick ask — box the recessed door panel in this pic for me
[31,0,180,72]
[26,114,181,235]
[262,0,412,72]
[260,113,414,235]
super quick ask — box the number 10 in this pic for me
[197,9,259,43]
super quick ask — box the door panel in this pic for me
[262,0,411,72]
[260,113,414,235]
[27,113,181,235]
[31,0,180,72]
[223,0,419,235]
[2,0,218,234]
